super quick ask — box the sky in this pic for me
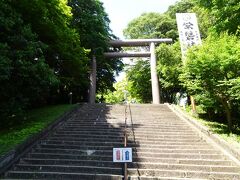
[100,0,179,39]
[99,0,179,81]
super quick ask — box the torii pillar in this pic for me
[89,55,96,104]
[150,42,160,104]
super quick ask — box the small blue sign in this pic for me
[125,151,129,160]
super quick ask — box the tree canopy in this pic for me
[68,0,123,94]
[0,0,59,128]
[197,0,240,35]
[124,13,178,40]
[126,60,152,103]
[0,0,120,129]
[180,33,240,131]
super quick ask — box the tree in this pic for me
[0,1,58,128]
[126,60,152,103]
[10,0,89,102]
[167,0,195,19]
[156,42,183,103]
[197,0,240,35]
[180,33,240,131]
[68,0,123,95]
[167,0,212,39]
[124,13,178,41]
[103,78,141,104]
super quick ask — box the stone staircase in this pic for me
[2,104,240,179]
[125,105,240,179]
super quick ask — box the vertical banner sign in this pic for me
[113,148,132,163]
[176,13,201,112]
[176,13,202,62]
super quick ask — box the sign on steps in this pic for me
[113,148,132,162]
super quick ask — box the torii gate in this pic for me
[89,38,172,104]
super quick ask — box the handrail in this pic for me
[123,103,128,180]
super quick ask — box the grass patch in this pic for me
[0,104,77,156]
[182,105,240,148]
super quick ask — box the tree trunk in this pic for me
[221,99,232,132]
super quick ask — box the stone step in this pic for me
[129,116,179,118]
[47,136,124,142]
[38,143,212,150]
[133,152,224,159]
[54,130,198,137]
[37,143,214,151]
[47,137,206,145]
[40,140,125,146]
[133,147,219,154]
[50,134,202,142]
[13,164,122,175]
[20,158,121,168]
[32,148,114,156]
[26,152,114,161]
[34,146,221,154]
[39,140,208,147]
[37,144,120,150]
[129,176,205,180]
[128,163,240,173]
[46,136,205,144]
[61,125,192,130]
[128,169,240,179]
[54,130,198,136]
[53,131,200,139]
[57,127,195,134]
[16,160,239,174]
[26,152,226,161]
[32,147,222,157]
[63,126,192,131]
[54,130,125,136]
[20,157,235,166]
[66,122,188,126]
[66,119,184,122]
[5,171,123,179]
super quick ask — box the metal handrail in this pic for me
[123,103,128,180]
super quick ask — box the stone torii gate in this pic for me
[89,38,172,104]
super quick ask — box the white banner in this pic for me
[176,13,201,59]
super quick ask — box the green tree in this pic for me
[197,0,240,35]
[180,33,240,131]
[69,0,123,95]
[10,0,89,102]
[126,60,152,103]
[156,42,183,103]
[167,0,195,19]
[167,0,212,38]
[103,78,141,104]
[124,12,178,41]
[0,1,58,128]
